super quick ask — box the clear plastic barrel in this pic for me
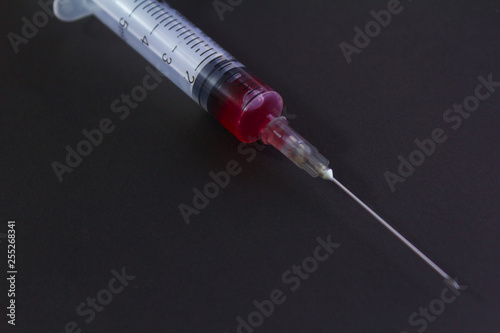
[89,0,244,98]
[55,0,284,142]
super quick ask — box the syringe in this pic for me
[54,0,459,289]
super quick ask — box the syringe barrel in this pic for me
[54,0,283,142]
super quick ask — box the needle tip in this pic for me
[445,277,461,290]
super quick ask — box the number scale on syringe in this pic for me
[93,0,240,95]
[89,0,284,143]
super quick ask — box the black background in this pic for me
[1,0,499,332]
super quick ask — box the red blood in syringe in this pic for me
[205,69,283,143]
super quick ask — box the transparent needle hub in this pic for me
[262,117,332,179]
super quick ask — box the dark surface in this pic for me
[1,0,499,332]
